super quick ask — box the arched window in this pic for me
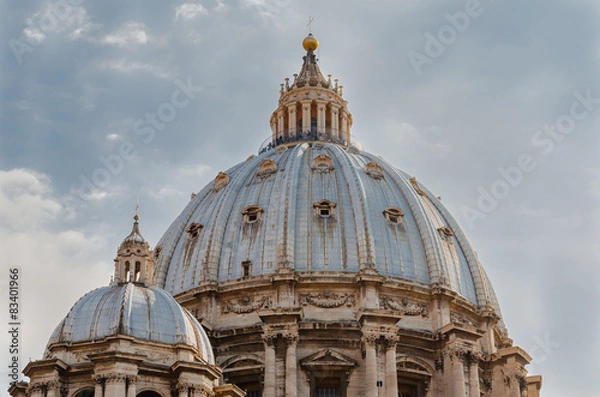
[137,391,162,397]
[73,390,94,397]
[222,356,264,397]
[396,357,433,397]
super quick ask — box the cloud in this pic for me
[175,3,209,21]
[101,21,149,47]
[21,5,97,44]
[97,59,172,79]
[0,169,62,230]
[0,169,111,386]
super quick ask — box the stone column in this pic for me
[384,335,398,397]
[316,101,326,134]
[340,111,349,143]
[287,105,297,136]
[443,347,466,397]
[468,357,481,397]
[93,375,104,397]
[177,382,191,397]
[277,110,284,136]
[330,105,340,138]
[104,373,127,396]
[263,333,277,397]
[284,332,299,397]
[301,101,311,133]
[506,372,524,397]
[127,375,138,397]
[362,333,379,397]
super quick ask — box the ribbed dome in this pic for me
[154,142,502,316]
[45,282,214,364]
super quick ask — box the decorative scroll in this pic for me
[213,172,230,192]
[409,177,426,196]
[222,295,271,314]
[300,291,355,308]
[379,297,428,317]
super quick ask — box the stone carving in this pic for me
[361,332,380,347]
[379,296,428,317]
[450,312,476,327]
[257,159,277,179]
[384,334,399,348]
[443,344,483,362]
[300,291,355,308]
[409,177,426,196]
[282,331,299,346]
[222,295,271,314]
[262,332,277,347]
[105,373,128,384]
[212,172,230,192]
[365,161,384,179]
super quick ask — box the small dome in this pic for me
[302,33,319,51]
[45,282,214,364]
[120,214,147,248]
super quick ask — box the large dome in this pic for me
[154,142,501,313]
[45,281,215,364]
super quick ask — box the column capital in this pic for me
[176,381,194,392]
[104,373,128,384]
[262,332,277,347]
[282,330,299,347]
[361,331,380,348]
[27,382,45,395]
[443,343,483,363]
[384,333,399,349]
[127,375,139,384]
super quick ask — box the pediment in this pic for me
[300,348,357,370]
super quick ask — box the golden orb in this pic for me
[302,33,319,51]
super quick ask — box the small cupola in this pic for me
[112,214,156,286]
[268,30,353,150]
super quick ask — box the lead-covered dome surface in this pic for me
[154,142,501,314]
[45,282,214,364]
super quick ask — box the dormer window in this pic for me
[313,200,336,218]
[383,207,404,225]
[186,223,203,239]
[242,260,252,277]
[312,154,334,174]
[242,205,264,224]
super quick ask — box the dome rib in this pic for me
[333,145,377,270]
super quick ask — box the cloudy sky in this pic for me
[1,0,598,395]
